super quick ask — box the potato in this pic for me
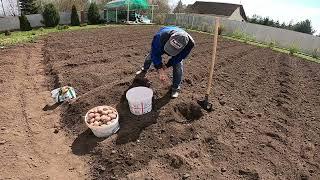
[92,108,98,113]
[89,118,95,123]
[88,113,95,118]
[95,116,101,121]
[93,121,99,126]
[106,110,113,114]
[97,107,104,113]
[106,116,111,121]
[98,121,102,126]
[94,113,100,117]
[102,107,109,111]
[101,111,109,115]
[101,115,107,120]
[108,113,117,119]
[106,121,111,125]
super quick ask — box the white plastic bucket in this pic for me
[126,86,153,115]
[84,106,120,138]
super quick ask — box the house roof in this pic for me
[186,1,247,21]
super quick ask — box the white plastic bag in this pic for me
[51,86,76,103]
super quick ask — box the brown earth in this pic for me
[0,42,89,179]
[1,25,320,180]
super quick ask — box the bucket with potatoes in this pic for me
[85,106,120,138]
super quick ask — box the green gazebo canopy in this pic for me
[105,0,149,10]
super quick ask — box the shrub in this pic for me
[4,30,11,36]
[71,5,80,26]
[268,40,277,49]
[56,25,68,30]
[289,44,298,55]
[19,14,32,31]
[42,3,60,27]
[88,3,100,25]
[312,48,319,59]
[218,25,224,35]
[39,27,44,31]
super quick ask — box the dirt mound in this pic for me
[44,26,320,179]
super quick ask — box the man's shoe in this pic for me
[136,68,147,75]
[171,90,179,98]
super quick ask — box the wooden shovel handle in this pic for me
[206,17,220,96]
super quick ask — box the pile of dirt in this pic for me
[44,26,320,179]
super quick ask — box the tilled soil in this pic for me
[43,26,320,180]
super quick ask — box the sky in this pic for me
[169,0,320,34]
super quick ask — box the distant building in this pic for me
[186,1,247,22]
[0,0,20,16]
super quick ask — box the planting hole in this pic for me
[174,102,203,122]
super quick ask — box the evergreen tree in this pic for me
[88,2,100,25]
[19,14,32,31]
[293,19,315,35]
[42,3,60,27]
[20,0,39,15]
[173,0,184,13]
[71,5,80,26]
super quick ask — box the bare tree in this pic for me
[0,0,6,16]
[8,0,18,16]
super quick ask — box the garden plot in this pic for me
[42,25,320,179]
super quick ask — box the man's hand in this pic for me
[158,67,169,84]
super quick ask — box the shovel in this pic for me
[198,17,220,112]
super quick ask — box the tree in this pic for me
[88,2,100,25]
[0,0,5,16]
[19,14,32,31]
[293,19,315,35]
[20,0,39,15]
[152,0,170,13]
[173,0,184,13]
[42,3,60,27]
[71,5,80,26]
[49,0,88,12]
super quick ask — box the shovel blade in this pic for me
[197,99,213,112]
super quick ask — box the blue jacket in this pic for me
[151,26,195,69]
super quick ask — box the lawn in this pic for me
[0,25,108,47]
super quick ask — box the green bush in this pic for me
[4,30,11,36]
[88,3,100,25]
[39,27,44,31]
[312,48,319,59]
[218,25,224,35]
[268,40,277,49]
[289,44,298,55]
[42,3,60,27]
[19,14,32,31]
[80,23,87,27]
[71,5,80,26]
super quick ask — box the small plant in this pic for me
[39,27,44,31]
[63,25,69,29]
[289,44,298,55]
[4,30,11,36]
[268,40,277,49]
[19,14,32,31]
[56,25,63,30]
[312,48,319,59]
[218,25,224,35]
[71,5,80,26]
[88,2,100,25]
[42,3,60,27]
[80,23,87,27]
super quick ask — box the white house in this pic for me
[186,1,247,22]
